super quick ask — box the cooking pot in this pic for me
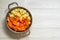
[6,2,32,34]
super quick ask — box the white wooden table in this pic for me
[0,0,60,40]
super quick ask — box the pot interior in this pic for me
[6,7,32,32]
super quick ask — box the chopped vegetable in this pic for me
[7,21,12,28]
[9,17,14,22]
[7,8,31,32]
[15,16,20,21]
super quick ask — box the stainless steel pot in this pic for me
[6,2,32,35]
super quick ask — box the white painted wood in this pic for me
[24,0,60,8]
[0,0,60,40]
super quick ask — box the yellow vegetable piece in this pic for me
[9,13,14,17]
[21,10,26,15]
[16,13,21,17]
[26,12,29,16]
[28,16,31,20]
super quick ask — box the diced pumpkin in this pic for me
[9,17,14,22]
[19,23,24,27]
[13,20,17,25]
[15,16,20,21]
[17,27,22,31]
[7,17,10,22]
[21,26,26,30]
[16,22,20,26]
[13,26,18,31]
[7,21,12,28]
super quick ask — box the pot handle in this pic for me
[20,30,30,37]
[23,29,30,36]
[8,2,18,10]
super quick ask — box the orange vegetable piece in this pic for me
[13,20,20,26]
[11,25,15,28]
[25,21,29,25]
[9,17,14,22]
[20,20,24,24]
[13,26,18,31]
[7,17,10,22]
[15,16,20,21]
[17,27,22,31]
[24,25,28,29]
[7,21,12,28]
[19,23,26,31]
[21,26,26,30]
[24,19,30,26]
[16,22,20,26]
[7,16,31,32]
[13,20,17,25]
[19,23,24,27]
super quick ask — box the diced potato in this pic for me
[21,10,26,15]
[21,12,29,18]
[16,13,21,17]
[12,13,17,16]
[20,9,24,13]
[22,14,26,18]
[21,15,24,18]
[28,16,31,20]
[11,10,14,13]
[9,13,14,17]
[11,10,16,14]
[10,8,31,21]
[11,11,18,16]
[25,13,29,16]
[14,8,21,12]
[26,12,29,16]
[14,9,18,12]
[17,8,21,11]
